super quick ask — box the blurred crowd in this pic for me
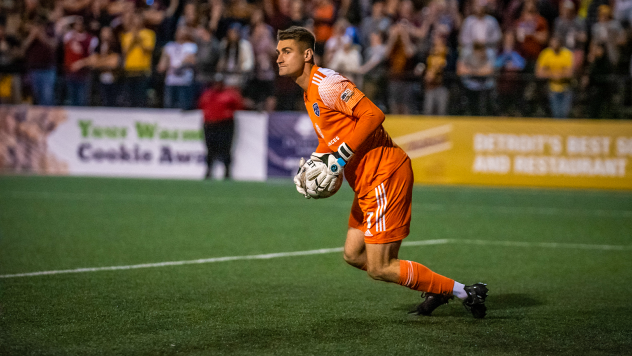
[1,0,632,118]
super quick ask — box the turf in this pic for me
[0,176,631,355]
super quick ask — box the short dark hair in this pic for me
[277,26,315,52]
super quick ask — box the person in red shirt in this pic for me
[276,26,488,318]
[197,74,244,180]
[63,17,98,106]
[514,0,549,68]
[311,0,336,57]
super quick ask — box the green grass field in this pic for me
[1,176,631,355]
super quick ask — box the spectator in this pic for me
[614,0,632,25]
[419,0,462,51]
[582,41,613,118]
[71,26,122,107]
[459,1,502,51]
[91,27,122,107]
[536,36,574,118]
[63,17,98,106]
[591,5,626,67]
[554,0,587,72]
[198,74,244,180]
[217,22,254,89]
[385,23,417,114]
[457,41,496,116]
[584,0,610,38]
[61,0,92,16]
[360,0,392,49]
[324,19,350,66]
[312,0,336,57]
[287,0,310,28]
[120,12,155,107]
[86,0,115,35]
[0,18,23,104]
[244,9,278,111]
[144,0,180,51]
[423,35,450,116]
[495,32,526,116]
[192,21,221,87]
[328,35,363,83]
[514,0,549,68]
[386,4,420,115]
[179,2,200,29]
[263,0,292,33]
[208,0,225,34]
[22,16,58,106]
[157,26,197,110]
[358,31,389,110]
[224,0,257,26]
[107,0,136,18]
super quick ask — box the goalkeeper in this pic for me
[276,26,488,318]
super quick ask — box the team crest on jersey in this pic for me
[312,102,320,117]
[340,89,354,103]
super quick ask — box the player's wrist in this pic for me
[334,142,354,167]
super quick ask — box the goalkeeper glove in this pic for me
[293,157,309,198]
[314,142,354,194]
[294,154,329,199]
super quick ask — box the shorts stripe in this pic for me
[380,183,388,232]
[375,186,382,232]
[377,185,383,232]
[375,183,387,233]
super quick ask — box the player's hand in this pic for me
[302,153,329,199]
[313,143,354,195]
[294,157,310,198]
[295,154,329,199]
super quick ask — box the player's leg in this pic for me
[343,227,367,270]
[359,159,488,317]
[345,195,368,270]
[364,240,401,282]
[363,241,455,295]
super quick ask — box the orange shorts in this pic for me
[348,158,413,244]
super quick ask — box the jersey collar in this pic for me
[305,65,320,94]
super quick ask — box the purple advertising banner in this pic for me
[267,112,319,177]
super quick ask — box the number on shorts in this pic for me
[366,212,374,229]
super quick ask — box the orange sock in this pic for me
[397,260,455,295]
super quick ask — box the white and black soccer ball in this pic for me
[305,170,343,199]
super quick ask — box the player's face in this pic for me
[276,39,308,78]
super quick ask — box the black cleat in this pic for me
[412,292,453,316]
[463,283,488,319]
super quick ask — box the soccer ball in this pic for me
[305,170,343,199]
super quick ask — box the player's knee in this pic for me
[343,251,364,269]
[366,265,389,281]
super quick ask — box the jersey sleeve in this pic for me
[317,74,365,116]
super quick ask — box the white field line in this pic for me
[1,239,630,279]
[455,239,632,251]
[3,191,631,217]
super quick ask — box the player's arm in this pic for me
[307,99,382,167]
[307,97,385,196]
[314,140,330,154]
[346,97,385,153]
[325,96,386,169]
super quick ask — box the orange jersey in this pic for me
[303,66,408,197]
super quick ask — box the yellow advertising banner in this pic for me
[383,116,632,190]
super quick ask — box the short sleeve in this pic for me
[318,74,365,116]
